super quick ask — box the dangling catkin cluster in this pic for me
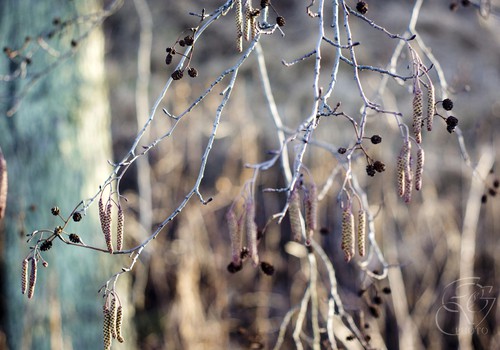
[246,200,259,267]
[341,208,355,262]
[357,210,366,257]
[426,83,435,131]
[412,88,423,144]
[235,0,243,52]
[28,258,37,299]
[415,148,425,191]
[288,189,302,242]
[116,206,124,251]
[21,258,28,295]
[0,148,7,220]
[305,183,317,245]
[226,208,242,266]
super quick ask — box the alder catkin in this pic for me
[341,209,355,262]
[116,305,124,343]
[0,148,7,220]
[412,88,423,144]
[426,84,435,131]
[102,305,112,350]
[246,200,259,267]
[288,189,302,242]
[110,297,117,339]
[357,210,366,257]
[28,258,37,299]
[244,2,252,41]
[103,202,113,254]
[226,209,241,265]
[21,258,28,295]
[235,0,243,52]
[404,144,413,203]
[415,148,425,191]
[397,152,406,198]
[305,183,318,245]
[116,206,124,251]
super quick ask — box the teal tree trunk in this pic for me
[0,1,130,349]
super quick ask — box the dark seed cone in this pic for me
[341,209,355,262]
[442,98,453,111]
[413,89,423,144]
[187,67,198,78]
[21,259,28,294]
[28,258,37,299]
[356,1,368,14]
[171,69,184,80]
[288,189,302,242]
[69,233,81,243]
[276,16,286,27]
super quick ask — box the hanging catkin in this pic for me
[341,208,355,262]
[28,258,37,299]
[226,208,241,265]
[235,0,243,52]
[116,206,124,251]
[246,200,259,267]
[426,83,435,131]
[357,210,366,257]
[288,189,302,242]
[415,148,425,191]
[412,88,423,143]
[305,183,317,245]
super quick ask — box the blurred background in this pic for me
[1,0,500,349]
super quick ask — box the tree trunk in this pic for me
[0,1,129,349]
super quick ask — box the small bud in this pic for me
[276,16,286,27]
[338,147,347,154]
[261,0,270,8]
[51,206,60,216]
[382,287,392,294]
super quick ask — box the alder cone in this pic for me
[0,148,7,220]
